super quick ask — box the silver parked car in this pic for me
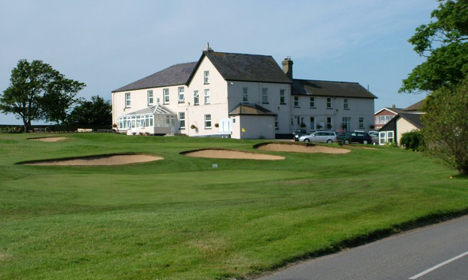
[299,131,337,143]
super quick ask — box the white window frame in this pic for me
[243,87,248,102]
[193,90,199,105]
[344,98,349,110]
[125,92,131,107]
[310,97,315,108]
[204,71,210,84]
[359,117,364,129]
[379,131,387,145]
[262,88,268,104]
[204,89,210,104]
[294,96,299,107]
[147,90,153,105]
[327,98,332,109]
[179,112,185,129]
[163,88,169,105]
[178,87,185,103]
[280,89,285,104]
[204,114,211,129]
[387,131,394,143]
[342,117,351,131]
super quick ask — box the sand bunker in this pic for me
[22,154,163,166]
[29,137,67,142]
[256,143,350,154]
[182,149,284,160]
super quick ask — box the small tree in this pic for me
[0,59,85,130]
[66,95,111,126]
[421,76,468,175]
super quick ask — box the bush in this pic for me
[0,126,23,133]
[400,131,424,151]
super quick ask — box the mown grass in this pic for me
[0,133,467,280]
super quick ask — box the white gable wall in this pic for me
[184,56,228,137]
[396,117,419,145]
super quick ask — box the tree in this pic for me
[0,59,85,131]
[66,95,112,126]
[421,76,468,175]
[400,0,468,93]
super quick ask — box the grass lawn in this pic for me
[0,133,467,280]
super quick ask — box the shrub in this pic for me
[400,131,424,151]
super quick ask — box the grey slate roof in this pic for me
[112,62,197,93]
[197,51,292,84]
[379,113,423,132]
[404,99,425,112]
[292,79,377,99]
[229,103,276,116]
[399,113,423,129]
[384,107,405,114]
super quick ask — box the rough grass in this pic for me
[0,133,467,280]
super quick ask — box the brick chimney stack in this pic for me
[282,57,293,79]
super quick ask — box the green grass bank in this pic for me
[0,133,467,279]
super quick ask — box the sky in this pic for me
[0,0,439,125]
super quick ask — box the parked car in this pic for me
[368,131,379,144]
[336,131,373,144]
[293,129,309,142]
[299,131,337,143]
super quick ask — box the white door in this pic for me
[219,118,232,134]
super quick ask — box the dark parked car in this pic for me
[293,129,309,142]
[336,131,373,144]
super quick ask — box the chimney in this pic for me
[392,104,396,109]
[282,57,293,79]
[205,42,214,52]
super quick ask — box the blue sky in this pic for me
[0,0,438,125]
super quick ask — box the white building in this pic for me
[112,45,376,139]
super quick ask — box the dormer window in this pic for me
[204,71,210,84]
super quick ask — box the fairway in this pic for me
[0,133,467,280]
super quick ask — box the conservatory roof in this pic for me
[121,104,176,116]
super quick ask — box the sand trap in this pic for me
[30,137,67,142]
[182,149,285,160]
[22,154,163,166]
[256,143,350,154]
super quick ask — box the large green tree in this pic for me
[400,0,468,93]
[66,95,112,126]
[421,76,468,175]
[0,59,86,130]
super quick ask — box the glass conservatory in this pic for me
[118,104,178,135]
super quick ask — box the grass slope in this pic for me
[0,133,467,279]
